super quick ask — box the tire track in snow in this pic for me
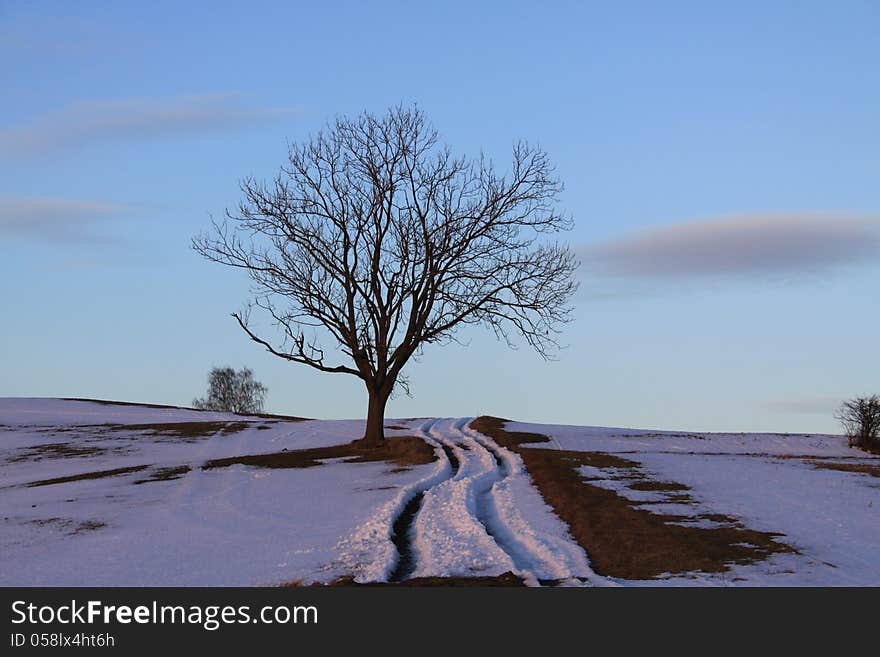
[344,417,612,585]
[459,420,615,586]
[445,420,546,583]
[335,417,461,582]
[388,420,461,582]
[437,442,460,474]
[386,418,459,582]
[402,418,511,579]
[461,429,537,575]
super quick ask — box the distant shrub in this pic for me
[835,395,880,451]
[193,366,267,414]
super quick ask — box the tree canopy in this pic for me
[194,105,578,442]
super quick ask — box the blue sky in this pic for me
[1,1,878,432]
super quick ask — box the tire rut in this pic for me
[388,419,460,583]
[458,428,536,576]
[388,492,425,582]
[384,418,605,586]
[438,443,460,473]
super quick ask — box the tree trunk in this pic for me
[363,388,389,446]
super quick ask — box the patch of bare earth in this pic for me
[246,412,309,422]
[628,481,690,492]
[5,423,263,469]
[852,442,880,456]
[98,421,255,441]
[61,398,193,410]
[7,442,108,463]
[25,465,149,488]
[61,398,309,421]
[612,432,706,439]
[28,518,107,535]
[202,436,436,471]
[806,459,880,478]
[132,466,192,484]
[470,416,794,580]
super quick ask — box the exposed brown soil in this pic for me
[29,517,107,535]
[5,422,258,465]
[8,442,107,462]
[32,421,256,441]
[101,421,253,440]
[133,466,192,484]
[852,442,880,456]
[203,435,436,471]
[470,416,794,580]
[29,517,67,527]
[246,412,309,421]
[570,451,643,470]
[613,432,706,440]
[62,398,191,410]
[25,465,149,488]
[287,572,526,587]
[609,450,877,460]
[806,459,880,478]
[71,520,107,534]
[472,420,552,449]
[61,398,308,421]
[629,481,691,492]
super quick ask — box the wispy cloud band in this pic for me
[763,396,843,415]
[581,214,880,279]
[0,197,127,243]
[1,93,285,157]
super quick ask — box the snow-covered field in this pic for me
[1,399,878,586]
[0,399,436,586]
[512,421,880,585]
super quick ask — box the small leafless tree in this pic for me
[193,105,578,444]
[835,395,880,450]
[193,366,268,414]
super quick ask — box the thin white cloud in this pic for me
[581,214,880,280]
[0,197,127,243]
[0,93,286,157]
[763,396,843,416]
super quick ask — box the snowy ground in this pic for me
[511,421,880,585]
[0,399,435,586]
[1,399,878,586]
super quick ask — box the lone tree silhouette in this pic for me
[194,106,578,445]
[192,366,267,415]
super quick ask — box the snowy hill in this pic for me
[1,398,878,586]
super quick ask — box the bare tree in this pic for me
[193,366,268,414]
[193,105,578,444]
[835,395,880,450]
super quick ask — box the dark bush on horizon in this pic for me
[193,366,267,415]
[836,395,880,451]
